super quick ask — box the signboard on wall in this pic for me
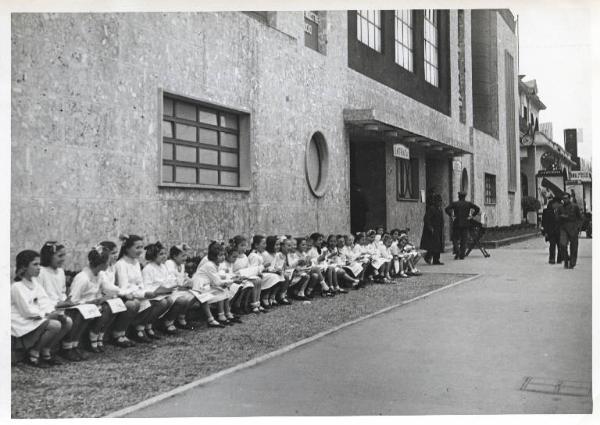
[536,170,565,209]
[393,144,410,159]
[565,181,585,208]
[570,171,591,182]
[304,11,319,51]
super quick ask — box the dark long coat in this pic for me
[420,204,445,253]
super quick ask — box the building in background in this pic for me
[11,10,522,268]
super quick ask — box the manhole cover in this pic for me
[520,377,591,397]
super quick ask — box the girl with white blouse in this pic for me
[232,235,264,314]
[115,234,170,343]
[69,246,116,353]
[341,234,367,287]
[38,241,89,362]
[256,236,288,308]
[98,240,139,348]
[306,233,335,297]
[165,244,197,329]
[218,246,247,321]
[11,250,69,367]
[286,237,318,300]
[192,242,237,327]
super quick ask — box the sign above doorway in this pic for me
[393,144,410,159]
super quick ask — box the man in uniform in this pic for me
[557,193,583,269]
[445,191,481,260]
[541,195,562,264]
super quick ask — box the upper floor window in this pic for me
[394,10,413,71]
[423,9,439,87]
[162,95,241,188]
[356,10,381,52]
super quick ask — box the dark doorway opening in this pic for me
[350,140,387,233]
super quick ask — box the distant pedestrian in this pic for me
[445,191,480,260]
[420,193,445,265]
[557,193,583,269]
[541,195,562,264]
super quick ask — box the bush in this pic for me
[522,196,541,213]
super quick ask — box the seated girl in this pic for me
[256,236,288,308]
[271,236,291,305]
[165,244,197,329]
[306,233,334,297]
[114,234,170,343]
[248,235,285,310]
[69,246,117,353]
[11,250,71,367]
[98,240,139,348]
[365,230,389,282]
[324,234,348,293]
[398,232,422,276]
[38,241,90,362]
[377,234,394,283]
[388,230,408,278]
[142,242,192,335]
[286,237,318,300]
[335,235,361,289]
[216,246,245,323]
[231,235,263,314]
[192,242,237,327]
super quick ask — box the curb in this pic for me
[480,232,541,249]
[105,273,482,418]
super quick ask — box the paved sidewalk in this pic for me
[128,236,592,416]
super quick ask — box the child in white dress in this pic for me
[341,234,367,287]
[38,241,89,362]
[115,234,170,343]
[334,235,361,289]
[11,250,69,367]
[69,246,116,353]
[306,233,334,297]
[165,244,196,329]
[256,236,287,308]
[248,235,284,310]
[286,237,317,300]
[324,234,348,293]
[217,247,246,322]
[231,235,263,314]
[98,240,139,348]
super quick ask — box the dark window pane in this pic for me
[220,132,238,148]
[199,148,218,165]
[199,109,218,126]
[163,143,173,160]
[175,101,196,121]
[199,129,218,145]
[220,171,238,186]
[162,121,173,138]
[219,113,238,129]
[199,169,218,185]
[220,151,238,167]
[175,145,197,163]
[163,165,173,182]
[175,123,196,142]
[163,98,174,116]
[175,166,196,184]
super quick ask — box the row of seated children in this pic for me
[11,228,422,368]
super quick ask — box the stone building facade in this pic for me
[11,10,522,269]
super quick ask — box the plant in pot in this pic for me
[521,196,541,224]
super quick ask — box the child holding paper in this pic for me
[284,237,312,300]
[231,235,263,314]
[69,246,118,353]
[11,250,71,367]
[98,240,139,348]
[38,241,90,362]
[165,244,197,329]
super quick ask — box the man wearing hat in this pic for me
[541,195,562,264]
[445,191,480,259]
[557,193,583,269]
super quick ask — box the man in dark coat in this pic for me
[420,193,445,265]
[445,191,480,259]
[541,196,562,264]
[557,193,583,269]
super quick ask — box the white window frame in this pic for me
[423,9,439,87]
[394,10,413,71]
[356,10,382,52]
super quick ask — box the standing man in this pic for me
[445,191,480,260]
[420,193,445,265]
[557,193,583,269]
[541,195,562,264]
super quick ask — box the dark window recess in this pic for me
[485,173,497,204]
[304,11,320,51]
[162,95,240,187]
[457,9,466,124]
[243,11,270,24]
[505,50,517,192]
[348,10,451,116]
[396,157,419,200]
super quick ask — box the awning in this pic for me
[343,108,472,156]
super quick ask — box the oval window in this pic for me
[305,132,329,197]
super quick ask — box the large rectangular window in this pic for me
[396,157,419,201]
[394,10,413,71]
[356,10,381,52]
[485,173,497,204]
[162,95,240,187]
[424,9,439,87]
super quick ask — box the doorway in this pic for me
[350,140,387,233]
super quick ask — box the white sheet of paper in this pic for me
[190,290,213,304]
[138,299,152,312]
[67,303,101,319]
[105,298,127,313]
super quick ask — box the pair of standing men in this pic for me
[541,193,582,269]
[445,191,480,260]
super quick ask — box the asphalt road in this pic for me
[127,236,593,416]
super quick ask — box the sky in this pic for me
[513,6,592,161]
